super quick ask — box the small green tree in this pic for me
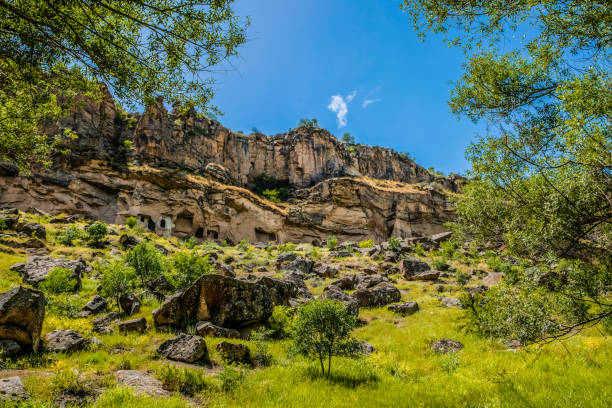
[86,222,108,244]
[326,235,338,250]
[39,267,77,294]
[298,118,319,129]
[263,189,281,203]
[341,133,355,144]
[126,217,138,229]
[57,225,82,246]
[292,299,357,378]
[98,259,137,311]
[125,240,166,286]
[166,251,212,290]
[387,237,402,252]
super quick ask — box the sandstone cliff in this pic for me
[0,91,461,243]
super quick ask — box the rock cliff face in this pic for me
[0,91,461,243]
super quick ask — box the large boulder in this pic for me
[0,213,19,230]
[313,263,339,278]
[440,297,462,308]
[153,274,273,329]
[388,301,419,316]
[18,222,46,239]
[92,311,121,334]
[45,329,89,353]
[157,334,209,363]
[82,295,107,315]
[351,282,401,307]
[196,321,241,339]
[0,339,21,358]
[254,276,297,306]
[115,370,170,398]
[216,341,252,366]
[283,271,313,299]
[119,234,142,250]
[400,257,430,279]
[320,285,360,316]
[0,376,28,401]
[284,256,313,274]
[275,252,298,269]
[0,286,45,352]
[355,273,387,290]
[119,293,141,316]
[410,271,440,281]
[19,256,85,290]
[118,317,147,334]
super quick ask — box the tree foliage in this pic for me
[125,240,166,285]
[98,258,137,310]
[0,0,248,171]
[291,299,357,378]
[401,0,612,341]
[39,267,77,294]
[165,250,211,289]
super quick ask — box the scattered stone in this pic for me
[466,285,488,299]
[0,339,21,358]
[328,250,352,258]
[196,321,241,339]
[351,282,401,307]
[320,285,360,316]
[330,275,356,290]
[0,286,46,352]
[313,263,339,278]
[19,256,85,290]
[430,231,453,244]
[119,234,141,250]
[410,271,440,281]
[119,293,141,316]
[82,295,107,315]
[147,275,175,300]
[400,257,430,279]
[275,252,298,269]
[92,311,120,334]
[45,329,89,353]
[431,338,464,353]
[284,256,313,274]
[382,252,399,263]
[18,222,46,239]
[0,214,19,230]
[217,263,236,278]
[0,376,28,401]
[254,276,297,306]
[216,341,252,366]
[115,370,170,397]
[388,301,419,316]
[483,272,504,287]
[283,271,313,299]
[157,334,209,363]
[8,263,25,273]
[88,336,103,348]
[355,273,387,290]
[118,317,147,334]
[354,339,375,355]
[440,297,462,309]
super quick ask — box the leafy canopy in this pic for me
[401,0,611,341]
[98,259,137,311]
[0,0,248,171]
[125,239,166,285]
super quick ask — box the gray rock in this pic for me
[0,339,21,357]
[196,321,241,339]
[410,271,440,281]
[0,286,46,352]
[118,317,147,334]
[430,231,453,243]
[354,339,375,355]
[19,256,85,290]
[119,293,141,316]
[400,257,430,279]
[431,338,464,353]
[18,222,46,239]
[92,311,121,334]
[320,285,359,316]
[119,234,141,249]
[330,275,356,290]
[351,282,401,307]
[283,271,313,299]
[388,301,419,316]
[276,252,298,269]
[284,256,313,274]
[216,341,252,365]
[355,273,387,290]
[157,334,209,363]
[313,263,339,278]
[45,329,89,353]
[440,297,462,308]
[115,370,169,397]
[254,276,297,306]
[82,295,107,315]
[0,376,28,401]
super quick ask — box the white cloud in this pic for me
[362,98,382,108]
[346,90,357,102]
[328,94,349,128]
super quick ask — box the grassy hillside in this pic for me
[1,213,610,408]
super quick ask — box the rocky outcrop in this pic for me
[119,293,141,316]
[45,329,89,353]
[157,334,209,363]
[153,274,273,329]
[216,341,252,366]
[351,282,401,307]
[388,301,419,316]
[18,256,85,289]
[0,286,45,353]
[196,321,241,339]
[0,377,28,401]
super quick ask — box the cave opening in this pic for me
[195,227,204,238]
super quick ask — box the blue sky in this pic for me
[212,0,484,175]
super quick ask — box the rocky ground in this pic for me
[1,209,611,408]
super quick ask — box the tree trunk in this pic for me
[319,357,325,377]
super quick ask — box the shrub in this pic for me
[455,270,469,285]
[277,242,296,252]
[166,251,211,290]
[263,188,281,203]
[157,365,211,396]
[51,370,92,397]
[125,240,166,285]
[267,305,293,340]
[46,294,87,318]
[252,174,290,201]
[98,259,137,310]
[39,267,77,294]
[237,239,251,251]
[218,366,245,392]
[126,216,138,229]
[358,239,374,248]
[387,237,402,252]
[298,118,319,129]
[432,257,449,271]
[414,242,426,256]
[0,219,7,230]
[86,222,108,244]
[291,299,358,378]
[251,329,274,367]
[184,236,198,249]
[326,235,338,250]
[57,225,82,246]
[310,246,322,261]
[341,133,355,144]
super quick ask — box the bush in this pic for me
[125,240,166,285]
[440,241,458,258]
[277,242,296,252]
[387,237,402,252]
[326,235,338,250]
[39,267,77,294]
[455,270,469,285]
[267,305,293,339]
[57,225,82,246]
[298,118,319,129]
[86,221,108,244]
[341,133,355,144]
[358,239,374,248]
[432,257,449,271]
[184,236,198,249]
[51,370,92,398]
[98,259,137,310]
[251,329,274,367]
[237,239,251,251]
[414,242,426,256]
[263,189,281,203]
[166,251,211,290]
[46,294,87,318]
[218,366,245,392]
[157,365,211,396]
[291,299,358,378]
[126,216,138,229]
[310,246,322,261]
